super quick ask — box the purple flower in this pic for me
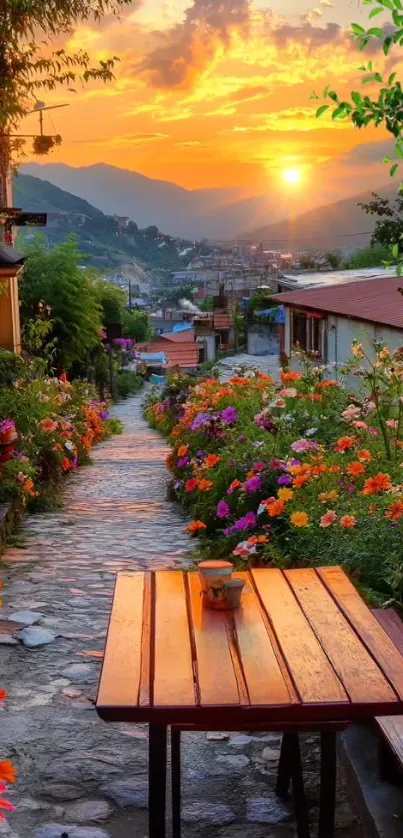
[278,474,293,486]
[291,439,311,453]
[223,511,257,537]
[254,462,265,472]
[237,434,247,443]
[221,406,238,426]
[347,484,356,492]
[244,476,263,494]
[174,480,183,491]
[290,459,302,467]
[0,419,16,435]
[177,456,191,469]
[217,500,230,519]
[196,450,205,459]
[100,411,110,421]
[190,412,212,430]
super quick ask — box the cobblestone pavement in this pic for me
[0,392,365,838]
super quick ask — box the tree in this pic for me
[0,0,132,205]
[343,242,393,268]
[315,0,403,174]
[122,310,153,343]
[19,237,103,371]
[93,280,126,327]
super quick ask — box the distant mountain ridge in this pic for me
[21,162,319,240]
[239,186,397,251]
[14,173,190,272]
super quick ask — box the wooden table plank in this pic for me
[231,572,295,707]
[97,571,145,709]
[286,569,397,705]
[188,573,241,706]
[251,568,349,705]
[318,567,403,701]
[154,571,196,707]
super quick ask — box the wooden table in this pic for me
[96,567,403,837]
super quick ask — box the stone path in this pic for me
[0,391,364,838]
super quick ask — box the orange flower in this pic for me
[187,520,207,535]
[293,475,309,489]
[340,515,357,528]
[362,472,392,495]
[185,478,199,492]
[177,444,189,457]
[40,418,58,433]
[319,490,339,504]
[385,500,403,521]
[198,479,213,492]
[320,510,337,528]
[0,690,7,702]
[281,372,303,382]
[369,503,378,517]
[0,762,17,784]
[248,535,268,544]
[204,454,221,469]
[347,461,366,477]
[166,453,174,469]
[267,500,285,517]
[311,464,327,477]
[309,393,322,402]
[335,436,356,453]
[171,429,180,439]
[228,479,242,493]
[321,379,339,388]
[23,478,35,493]
[329,465,342,474]
[277,488,294,502]
[61,457,72,472]
[357,449,372,462]
[290,511,310,528]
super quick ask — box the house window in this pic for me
[291,310,323,355]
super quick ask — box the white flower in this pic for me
[306,427,318,436]
[65,441,74,452]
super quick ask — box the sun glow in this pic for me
[282,167,303,186]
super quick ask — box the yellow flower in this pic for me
[290,511,310,528]
[277,488,294,503]
[351,342,364,359]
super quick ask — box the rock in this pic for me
[32,826,111,838]
[10,610,44,625]
[229,734,254,747]
[18,627,56,647]
[206,732,230,742]
[261,747,280,762]
[182,802,236,825]
[63,800,113,823]
[62,688,83,699]
[58,664,96,683]
[0,634,18,646]
[45,785,86,802]
[101,777,148,807]
[246,796,291,824]
[216,754,250,770]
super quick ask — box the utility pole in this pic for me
[0,130,13,243]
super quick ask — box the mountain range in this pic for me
[240,186,396,251]
[21,162,322,241]
[13,173,191,273]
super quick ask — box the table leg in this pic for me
[276,732,292,797]
[171,728,181,838]
[289,733,311,838]
[318,732,336,838]
[149,724,167,838]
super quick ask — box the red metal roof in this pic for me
[137,340,199,369]
[273,277,403,329]
[213,312,232,329]
[160,330,195,343]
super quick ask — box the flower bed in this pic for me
[146,346,403,607]
[0,369,120,509]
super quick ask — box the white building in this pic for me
[274,275,403,386]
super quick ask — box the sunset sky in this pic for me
[23,0,399,204]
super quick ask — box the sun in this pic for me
[282,167,303,186]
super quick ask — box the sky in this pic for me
[22,0,400,205]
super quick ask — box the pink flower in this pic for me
[320,510,337,528]
[387,419,399,430]
[291,439,311,454]
[279,388,298,398]
[351,421,368,431]
[341,405,361,422]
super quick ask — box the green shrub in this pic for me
[115,371,143,399]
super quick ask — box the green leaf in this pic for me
[316,104,330,118]
[397,262,403,276]
[383,156,393,162]
[332,105,350,120]
[390,163,399,176]
[351,91,363,106]
[327,90,339,102]
[362,75,375,84]
[368,60,374,70]
[367,26,384,35]
[396,143,403,159]
[352,22,366,35]
[393,244,399,258]
[388,72,397,85]
[379,0,395,9]
[374,72,384,82]
[369,5,385,15]
[383,36,393,54]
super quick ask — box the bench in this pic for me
[372,608,403,783]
